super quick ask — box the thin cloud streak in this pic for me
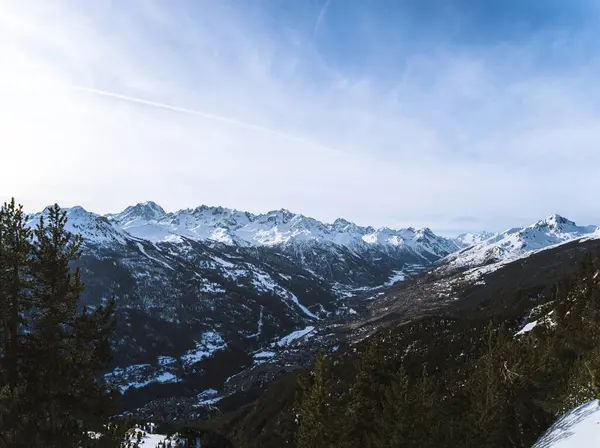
[69,84,344,156]
[314,0,332,36]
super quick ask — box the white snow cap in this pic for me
[442,214,600,270]
[48,201,461,256]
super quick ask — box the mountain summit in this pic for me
[443,214,600,270]
[89,203,462,261]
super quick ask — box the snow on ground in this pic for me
[287,292,319,319]
[246,269,318,319]
[246,307,264,339]
[254,351,276,358]
[198,388,218,399]
[197,392,228,407]
[252,270,280,292]
[384,270,405,286]
[515,321,538,335]
[125,427,174,447]
[534,400,600,447]
[198,282,226,293]
[212,255,235,268]
[135,242,175,271]
[195,389,228,407]
[105,363,181,392]
[138,433,169,447]
[515,309,556,337]
[121,222,177,243]
[181,331,226,365]
[366,292,386,301]
[107,331,225,391]
[274,326,315,347]
[152,372,179,384]
[157,356,176,365]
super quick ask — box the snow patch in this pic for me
[384,270,405,286]
[104,363,181,392]
[534,400,600,447]
[287,292,319,319]
[274,326,315,347]
[254,351,276,359]
[515,321,538,335]
[135,242,175,271]
[181,331,226,365]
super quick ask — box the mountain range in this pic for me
[24,202,600,418]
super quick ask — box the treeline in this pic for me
[0,200,128,447]
[296,251,600,447]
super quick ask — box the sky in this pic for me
[2,0,600,236]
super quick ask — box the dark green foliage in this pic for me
[294,249,600,448]
[296,349,337,448]
[0,200,120,446]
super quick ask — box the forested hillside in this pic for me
[198,250,600,447]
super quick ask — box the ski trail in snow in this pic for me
[245,307,264,339]
[288,293,319,319]
[136,242,175,271]
[257,307,264,338]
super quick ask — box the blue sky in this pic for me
[2,0,600,235]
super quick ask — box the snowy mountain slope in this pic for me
[37,201,465,289]
[20,201,472,418]
[104,202,462,258]
[441,215,600,272]
[35,202,600,424]
[27,206,129,247]
[452,231,497,248]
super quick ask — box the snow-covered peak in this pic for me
[453,231,497,248]
[332,218,359,232]
[360,227,461,259]
[442,215,600,271]
[29,206,128,246]
[531,214,594,234]
[111,201,167,225]
[416,227,436,238]
[31,201,464,259]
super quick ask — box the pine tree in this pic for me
[296,350,336,448]
[343,337,385,448]
[0,199,34,442]
[0,201,120,447]
[370,365,410,448]
[466,322,506,446]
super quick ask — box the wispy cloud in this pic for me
[314,0,332,36]
[69,85,342,155]
[2,0,600,234]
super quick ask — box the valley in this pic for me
[26,202,600,435]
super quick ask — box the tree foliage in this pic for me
[0,200,120,447]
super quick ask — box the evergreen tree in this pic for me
[370,365,410,448]
[343,337,385,448]
[0,201,120,447]
[0,199,34,441]
[296,350,336,448]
